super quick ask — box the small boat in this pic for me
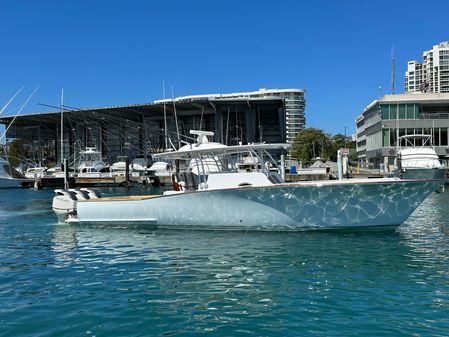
[147,161,173,185]
[131,154,152,176]
[397,134,446,180]
[52,130,443,230]
[111,156,131,177]
[24,166,48,179]
[77,147,112,178]
[0,157,30,188]
[46,165,75,178]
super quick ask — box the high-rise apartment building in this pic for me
[404,61,422,92]
[405,41,449,93]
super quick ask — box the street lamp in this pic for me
[344,126,347,148]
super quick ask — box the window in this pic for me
[406,104,416,119]
[390,105,397,119]
[434,128,440,146]
[383,129,390,147]
[441,128,448,146]
[381,105,389,119]
[389,129,397,146]
[399,104,406,119]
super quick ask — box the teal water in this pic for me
[1,187,449,336]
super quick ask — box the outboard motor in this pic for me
[52,189,78,223]
[52,189,102,224]
[80,188,101,199]
[68,189,90,200]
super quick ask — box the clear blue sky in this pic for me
[1,0,448,135]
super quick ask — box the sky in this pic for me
[1,0,449,136]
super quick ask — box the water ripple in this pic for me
[1,188,449,336]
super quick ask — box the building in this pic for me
[404,61,423,93]
[405,41,449,93]
[157,88,306,143]
[356,93,449,168]
[0,88,305,166]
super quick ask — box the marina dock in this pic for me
[31,175,158,189]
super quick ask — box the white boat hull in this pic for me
[63,179,441,230]
[401,167,446,180]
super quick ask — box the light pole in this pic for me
[344,126,347,148]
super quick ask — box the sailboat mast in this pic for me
[163,81,168,149]
[171,85,181,149]
[0,85,40,174]
[60,88,64,165]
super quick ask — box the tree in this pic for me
[291,128,332,164]
[5,139,31,167]
[329,133,355,162]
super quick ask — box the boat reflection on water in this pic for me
[399,188,449,242]
[49,217,449,285]
[45,193,449,336]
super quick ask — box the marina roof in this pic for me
[0,97,284,128]
[154,88,305,104]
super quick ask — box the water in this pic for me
[1,187,449,336]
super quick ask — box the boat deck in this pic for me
[85,194,162,202]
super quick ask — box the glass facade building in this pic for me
[356,93,449,168]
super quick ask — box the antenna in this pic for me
[391,46,395,94]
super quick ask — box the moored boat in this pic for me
[111,156,131,177]
[131,154,152,176]
[77,147,112,178]
[24,166,48,179]
[397,134,446,181]
[0,157,30,188]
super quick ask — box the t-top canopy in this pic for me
[153,143,291,160]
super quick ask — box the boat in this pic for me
[24,166,48,179]
[47,165,75,178]
[147,161,173,185]
[0,157,30,188]
[301,158,330,175]
[131,154,152,176]
[52,130,443,230]
[111,156,131,177]
[76,147,112,178]
[397,134,446,180]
